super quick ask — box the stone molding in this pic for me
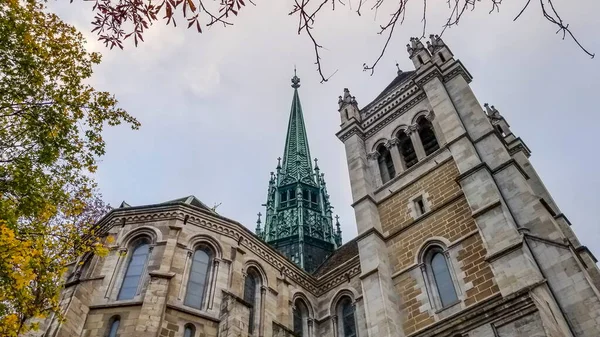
[96,203,361,297]
[336,124,365,142]
[362,92,428,140]
[362,81,417,117]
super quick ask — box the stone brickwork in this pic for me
[378,159,462,236]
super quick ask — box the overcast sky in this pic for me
[52,1,600,255]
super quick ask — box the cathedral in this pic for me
[35,35,600,337]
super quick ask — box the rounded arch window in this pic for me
[417,116,439,156]
[183,323,196,337]
[184,245,214,310]
[107,315,120,337]
[396,130,417,169]
[244,267,262,334]
[118,238,151,300]
[337,297,357,337]
[424,246,458,308]
[376,144,395,183]
[293,298,310,336]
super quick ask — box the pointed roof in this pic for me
[281,71,313,182]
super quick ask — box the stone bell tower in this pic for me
[336,34,600,337]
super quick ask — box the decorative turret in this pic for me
[407,37,432,70]
[258,70,341,273]
[338,88,360,126]
[427,34,454,66]
[484,103,512,138]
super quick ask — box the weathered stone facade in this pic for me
[30,35,600,337]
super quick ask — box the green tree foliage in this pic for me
[0,0,140,335]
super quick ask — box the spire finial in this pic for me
[277,157,282,169]
[396,62,402,75]
[314,158,319,169]
[291,67,301,89]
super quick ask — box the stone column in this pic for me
[385,138,405,174]
[331,315,339,337]
[259,286,267,337]
[406,124,426,160]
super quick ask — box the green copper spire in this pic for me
[281,70,314,182]
[258,71,342,273]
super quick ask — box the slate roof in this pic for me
[361,70,416,113]
[118,195,214,213]
[312,238,359,277]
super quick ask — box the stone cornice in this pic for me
[95,202,361,297]
[362,92,428,140]
[414,67,443,87]
[441,60,473,84]
[361,83,419,124]
[336,123,364,142]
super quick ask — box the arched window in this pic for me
[183,324,196,337]
[337,297,357,337]
[417,117,439,156]
[397,131,418,169]
[377,144,395,183]
[107,316,120,337]
[243,269,259,334]
[293,299,309,336]
[118,240,150,300]
[184,246,213,310]
[417,55,424,65]
[425,248,458,308]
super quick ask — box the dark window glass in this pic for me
[108,317,120,337]
[184,325,196,337]
[244,273,257,334]
[118,242,150,300]
[418,117,439,156]
[184,248,212,309]
[397,131,418,168]
[293,305,303,336]
[431,252,458,307]
[416,198,425,215]
[377,145,395,183]
[340,298,356,337]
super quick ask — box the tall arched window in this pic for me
[377,144,395,183]
[184,247,213,310]
[417,117,439,156]
[293,299,309,337]
[107,316,120,337]
[183,324,196,337]
[118,240,150,300]
[244,269,260,334]
[425,248,458,308]
[337,297,357,337]
[397,131,418,169]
